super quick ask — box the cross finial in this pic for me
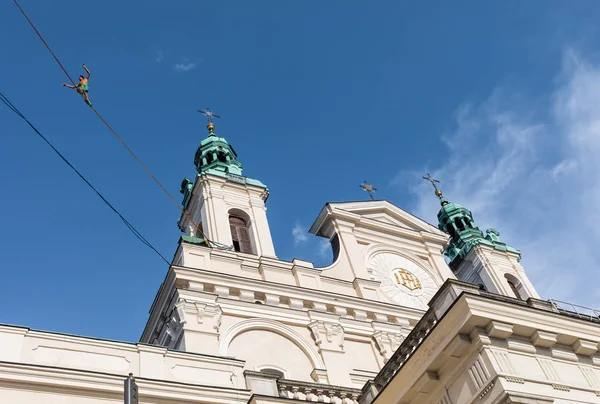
[422,173,443,198]
[198,108,220,133]
[360,181,377,200]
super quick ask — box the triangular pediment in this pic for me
[310,200,445,237]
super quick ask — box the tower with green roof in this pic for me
[176,111,276,258]
[425,175,539,300]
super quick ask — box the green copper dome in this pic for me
[179,121,267,210]
[436,191,519,265]
[193,126,243,177]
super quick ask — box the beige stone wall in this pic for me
[0,325,250,403]
[372,289,600,404]
[146,200,460,391]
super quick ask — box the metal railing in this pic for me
[549,299,600,322]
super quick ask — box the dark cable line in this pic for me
[0,91,171,265]
[12,0,76,87]
[12,0,228,250]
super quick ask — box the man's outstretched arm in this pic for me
[83,64,91,79]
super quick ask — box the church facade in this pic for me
[1,120,600,404]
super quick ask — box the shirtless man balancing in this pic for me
[62,64,92,106]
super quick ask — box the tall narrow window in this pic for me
[507,279,522,300]
[446,223,457,238]
[331,234,340,263]
[229,216,253,253]
[454,217,465,231]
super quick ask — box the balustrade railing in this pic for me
[372,308,438,391]
[278,379,361,403]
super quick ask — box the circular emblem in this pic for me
[369,252,438,309]
[392,268,422,292]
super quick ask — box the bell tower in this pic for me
[176,109,276,258]
[425,175,539,300]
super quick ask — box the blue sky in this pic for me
[2,1,600,342]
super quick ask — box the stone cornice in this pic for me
[0,324,244,365]
[0,324,29,335]
[368,285,600,404]
[25,329,139,352]
[463,293,600,343]
[173,265,425,321]
[319,207,447,245]
[183,294,405,340]
[0,361,249,404]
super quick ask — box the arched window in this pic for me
[446,223,457,238]
[507,279,521,300]
[206,153,214,164]
[217,151,227,163]
[229,216,253,253]
[454,217,465,231]
[505,274,527,300]
[330,234,340,263]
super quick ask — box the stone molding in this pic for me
[219,318,326,370]
[372,331,404,362]
[308,320,345,353]
[193,302,223,334]
[494,391,555,404]
[0,361,248,404]
[172,265,425,325]
[363,244,445,288]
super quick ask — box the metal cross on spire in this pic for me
[422,173,443,198]
[360,181,377,200]
[197,108,220,123]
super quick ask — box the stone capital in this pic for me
[308,320,344,352]
[174,301,188,325]
[192,302,223,335]
[373,331,405,362]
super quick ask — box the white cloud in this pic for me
[403,50,600,308]
[155,50,164,63]
[551,160,577,181]
[318,239,331,258]
[292,223,308,245]
[174,62,197,72]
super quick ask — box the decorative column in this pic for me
[177,293,223,355]
[308,312,350,386]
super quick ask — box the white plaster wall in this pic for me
[463,246,541,300]
[228,330,314,381]
[344,340,381,373]
[0,326,245,391]
[0,389,119,404]
[187,174,276,258]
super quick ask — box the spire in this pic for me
[422,173,446,204]
[193,108,243,177]
[424,174,519,265]
[198,108,220,135]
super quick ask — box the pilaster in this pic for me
[175,293,223,355]
[336,221,371,280]
[307,312,350,387]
